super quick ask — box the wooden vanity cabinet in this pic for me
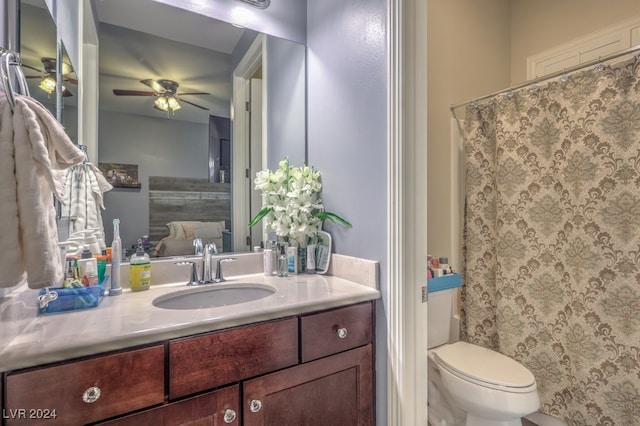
[2,301,374,426]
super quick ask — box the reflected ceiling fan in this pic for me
[113,79,211,113]
[23,57,76,97]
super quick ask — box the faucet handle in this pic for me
[175,261,199,286]
[214,257,237,283]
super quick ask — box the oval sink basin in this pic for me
[153,284,275,310]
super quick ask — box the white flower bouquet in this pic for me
[248,158,351,245]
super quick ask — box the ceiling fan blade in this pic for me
[113,89,155,96]
[180,98,210,111]
[140,79,166,93]
[22,63,42,73]
[62,88,73,97]
[179,92,211,96]
[63,76,78,85]
[25,75,41,79]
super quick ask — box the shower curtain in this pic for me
[461,55,640,426]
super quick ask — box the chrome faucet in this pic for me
[201,242,218,283]
[213,257,236,283]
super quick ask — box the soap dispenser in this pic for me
[129,239,151,292]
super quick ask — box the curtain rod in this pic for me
[450,43,640,112]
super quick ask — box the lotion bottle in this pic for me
[263,248,274,276]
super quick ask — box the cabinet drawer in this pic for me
[5,345,164,425]
[100,384,240,425]
[169,317,298,399]
[300,302,373,362]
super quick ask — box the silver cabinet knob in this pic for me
[337,327,348,339]
[82,386,101,403]
[223,408,237,423]
[250,399,262,413]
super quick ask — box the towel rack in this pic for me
[0,49,30,110]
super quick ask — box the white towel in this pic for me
[0,95,84,289]
[0,97,23,286]
[61,163,112,236]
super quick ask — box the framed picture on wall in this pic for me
[98,163,142,189]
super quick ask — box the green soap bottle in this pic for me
[129,239,151,291]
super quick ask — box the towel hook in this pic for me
[0,50,30,110]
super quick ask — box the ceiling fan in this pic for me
[23,57,77,97]
[113,79,211,113]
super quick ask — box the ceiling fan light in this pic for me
[154,96,169,111]
[167,96,181,111]
[38,75,56,94]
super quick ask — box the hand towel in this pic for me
[6,96,83,289]
[0,97,25,287]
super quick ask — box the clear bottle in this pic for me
[277,245,288,277]
[129,239,151,291]
[109,219,122,295]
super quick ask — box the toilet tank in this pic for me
[427,274,462,349]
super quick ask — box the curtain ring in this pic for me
[560,69,569,83]
[594,57,605,72]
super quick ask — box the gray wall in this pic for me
[306,0,388,423]
[266,36,306,168]
[99,111,209,249]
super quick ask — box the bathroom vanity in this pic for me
[0,257,379,425]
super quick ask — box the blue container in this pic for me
[37,277,107,314]
[427,273,462,293]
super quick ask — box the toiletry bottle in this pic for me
[130,239,151,291]
[77,247,98,286]
[306,242,317,274]
[277,245,288,277]
[287,245,298,274]
[110,219,122,296]
[263,248,274,276]
[82,258,99,286]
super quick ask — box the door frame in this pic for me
[386,0,429,425]
[231,34,266,252]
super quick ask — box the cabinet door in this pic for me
[243,344,373,426]
[100,384,240,426]
[5,345,164,426]
[169,317,298,399]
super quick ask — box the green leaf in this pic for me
[316,211,352,228]
[248,207,274,227]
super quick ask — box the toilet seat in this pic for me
[433,341,537,393]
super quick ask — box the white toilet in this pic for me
[427,277,541,426]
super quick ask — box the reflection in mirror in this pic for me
[19,0,78,142]
[91,0,306,258]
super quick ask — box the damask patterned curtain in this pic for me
[462,55,640,426]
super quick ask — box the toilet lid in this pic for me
[434,342,536,391]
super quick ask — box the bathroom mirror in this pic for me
[19,0,78,142]
[41,0,306,257]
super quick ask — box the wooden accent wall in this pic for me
[148,177,231,245]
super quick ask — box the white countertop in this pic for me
[0,273,380,371]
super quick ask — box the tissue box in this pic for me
[37,278,106,314]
